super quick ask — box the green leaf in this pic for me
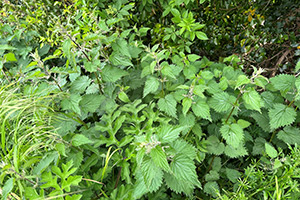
[61,94,82,115]
[204,181,219,198]
[237,119,251,129]
[157,94,177,118]
[70,76,91,94]
[224,143,248,158]
[102,65,129,82]
[2,178,14,200]
[252,137,267,155]
[165,154,200,194]
[80,94,105,113]
[150,146,170,172]
[4,52,17,62]
[187,54,201,62]
[226,168,241,183]
[208,92,235,113]
[251,111,270,132]
[33,152,58,175]
[269,103,296,130]
[242,90,263,113]
[220,123,244,148]
[118,91,130,103]
[182,97,192,116]
[277,126,300,145]
[157,125,186,143]
[270,74,296,93]
[109,52,133,66]
[205,170,219,182]
[192,98,211,121]
[235,75,250,89]
[196,31,208,40]
[0,44,16,51]
[265,143,278,158]
[171,139,197,160]
[72,134,93,146]
[112,38,131,58]
[206,136,225,155]
[143,76,160,97]
[141,158,163,192]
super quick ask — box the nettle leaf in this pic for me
[157,94,177,118]
[277,126,300,145]
[192,98,211,121]
[204,181,219,198]
[242,90,263,113]
[226,168,241,183]
[252,137,267,155]
[265,143,278,158]
[80,94,105,113]
[150,146,171,172]
[270,74,295,93]
[205,170,219,182]
[102,65,129,82]
[157,125,186,143]
[251,111,271,132]
[224,143,248,158]
[206,136,225,155]
[171,139,197,160]
[269,103,296,130]
[141,158,163,192]
[72,134,93,146]
[70,76,91,94]
[182,97,192,116]
[112,38,131,58]
[208,92,235,113]
[143,76,160,97]
[165,154,200,194]
[220,124,244,148]
[235,75,250,89]
[61,94,82,114]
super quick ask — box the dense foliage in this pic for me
[0,0,299,199]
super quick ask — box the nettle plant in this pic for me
[1,1,300,199]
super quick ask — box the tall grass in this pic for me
[0,83,62,198]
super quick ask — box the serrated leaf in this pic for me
[277,126,300,145]
[171,139,197,160]
[204,181,219,197]
[61,94,82,114]
[150,146,170,172]
[109,52,133,66]
[220,124,244,148]
[143,76,160,97]
[242,90,263,113]
[252,137,267,155]
[270,74,296,93]
[226,168,241,183]
[80,94,105,113]
[72,134,93,146]
[192,98,211,121]
[237,119,251,128]
[33,152,58,175]
[157,125,186,143]
[208,92,235,113]
[251,111,270,132]
[102,65,129,82]
[70,76,91,94]
[205,170,219,182]
[157,94,177,118]
[118,91,130,103]
[182,97,192,116]
[206,136,225,155]
[265,143,278,158]
[224,143,248,158]
[269,103,296,130]
[235,75,250,89]
[141,158,163,192]
[112,38,131,58]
